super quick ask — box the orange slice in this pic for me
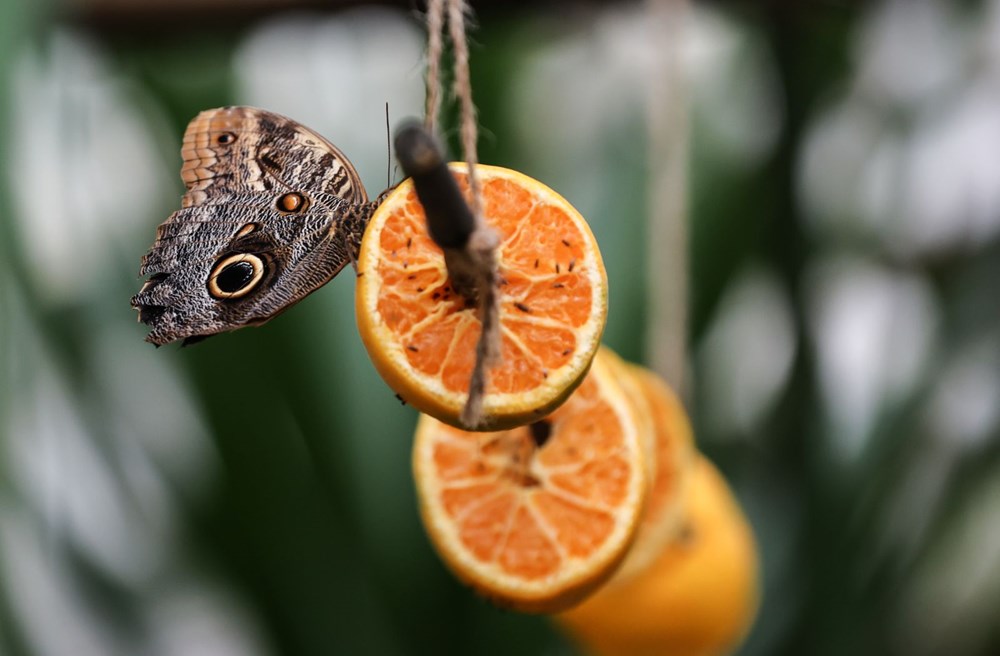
[613,363,695,580]
[601,349,658,494]
[412,350,646,613]
[556,456,760,656]
[356,163,608,430]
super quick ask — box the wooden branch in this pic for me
[394,121,486,300]
[393,123,475,248]
[394,121,501,429]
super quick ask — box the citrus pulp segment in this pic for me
[555,456,760,656]
[612,364,695,581]
[599,349,658,490]
[412,350,646,613]
[356,163,608,430]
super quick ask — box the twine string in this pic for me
[423,0,501,428]
[445,0,483,222]
[424,0,444,133]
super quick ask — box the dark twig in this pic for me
[394,124,475,248]
[394,122,500,429]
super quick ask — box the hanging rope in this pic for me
[421,0,500,428]
[424,0,444,132]
[645,0,689,393]
[444,0,483,222]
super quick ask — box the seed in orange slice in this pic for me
[412,350,646,613]
[555,456,760,656]
[356,163,608,431]
[612,363,695,581]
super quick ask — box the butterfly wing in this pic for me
[132,107,372,346]
[178,106,366,208]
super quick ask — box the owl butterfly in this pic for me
[132,106,377,346]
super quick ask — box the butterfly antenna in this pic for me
[385,101,391,190]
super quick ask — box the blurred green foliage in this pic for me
[3,1,1000,656]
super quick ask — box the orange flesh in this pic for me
[637,370,691,531]
[555,457,760,656]
[428,371,631,580]
[374,173,595,395]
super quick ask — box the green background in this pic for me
[2,1,1000,655]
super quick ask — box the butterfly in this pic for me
[131,106,377,346]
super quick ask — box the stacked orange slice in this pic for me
[556,456,760,656]
[412,349,645,612]
[356,160,759,652]
[612,360,696,580]
[356,163,608,431]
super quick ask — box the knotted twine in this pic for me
[422,0,501,429]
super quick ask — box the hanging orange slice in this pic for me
[612,363,695,580]
[412,350,646,613]
[555,456,760,656]
[356,163,608,430]
[601,350,658,494]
